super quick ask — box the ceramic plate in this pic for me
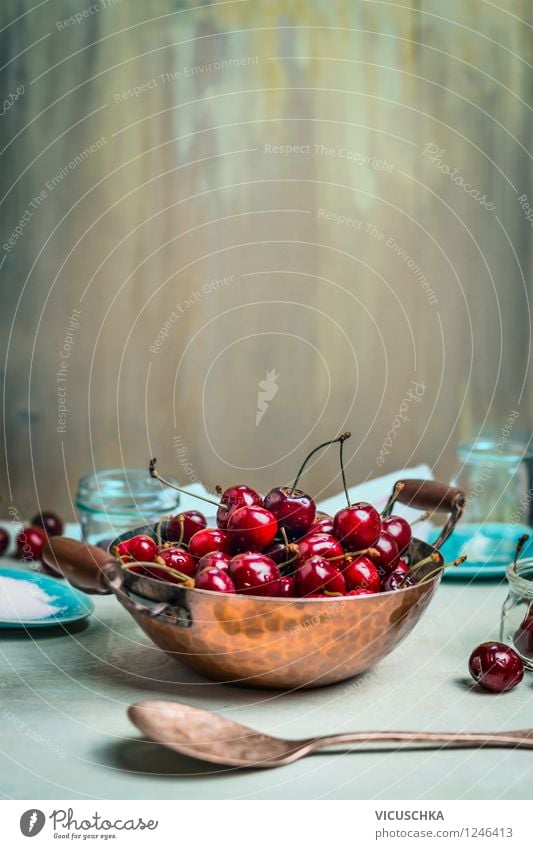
[439,522,533,580]
[0,563,94,628]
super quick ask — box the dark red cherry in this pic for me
[295,555,346,596]
[343,555,381,593]
[381,515,412,554]
[31,510,63,537]
[156,545,195,577]
[195,566,236,593]
[0,528,9,556]
[16,526,47,561]
[227,506,277,552]
[334,502,381,550]
[367,532,399,579]
[468,642,524,693]
[297,533,344,564]
[345,588,374,597]
[308,514,335,535]
[263,540,299,568]
[127,535,158,563]
[263,487,316,539]
[197,550,231,573]
[514,608,533,659]
[383,562,413,591]
[216,485,262,529]
[279,575,296,597]
[166,510,207,544]
[188,528,232,559]
[228,552,281,596]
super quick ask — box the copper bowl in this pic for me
[44,479,464,690]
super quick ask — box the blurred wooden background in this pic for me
[1,0,532,517]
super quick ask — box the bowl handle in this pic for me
[43,537,115,594]
[383,479,465,549]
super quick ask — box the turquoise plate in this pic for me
[0,563,94,628]
[439,522,533,580]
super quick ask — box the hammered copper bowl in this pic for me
[44,479,464,690]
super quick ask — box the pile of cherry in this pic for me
[113,436,437,600]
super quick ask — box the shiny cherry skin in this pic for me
[383,562,413,591]
[263,487,316,539]
[343,555,381,593]
[166,510,207,544]
[227,506,277,552]
[127,535,158,563]
[468,642,524,693]
[279,575,296,597]
[31,510,63,537]
[381,515,412,554]
[228,552,281,596]
[216,485,262,529]
[367,532,399,579]
[345,588,374,597]
[156,545,196,577]
[308,514,335,536]
[195,566,236,594]
[297,532,344,564]
[295,555,346,596]
[334,502,381,550]
[197,550,231,573]
[17,526,47,561]
[188,528,232,559]
[0,528,8,556]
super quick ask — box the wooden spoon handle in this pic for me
[306,729,533,752]
[42,537,115,594]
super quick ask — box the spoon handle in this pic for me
[305,729,533,752]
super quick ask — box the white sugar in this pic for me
[0,574,62,621]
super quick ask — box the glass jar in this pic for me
[76,468,180,546]
[500,556,533,670]
[449,432,533,566]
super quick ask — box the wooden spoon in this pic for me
[128,700,533,769]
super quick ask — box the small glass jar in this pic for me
[500,556,533,670]
[76,468,180,546]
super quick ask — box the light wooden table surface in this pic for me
[1,572,532,800]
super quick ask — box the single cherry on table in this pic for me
[31,510,64,537]
[468,642,524,693]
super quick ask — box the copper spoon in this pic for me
[128,700,533,769]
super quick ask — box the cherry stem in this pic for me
[280,526,290,549]
[177,517,185,548]
[513,534,529,569]
[410,552,441,573]
[291,432,351,495]
[149,458,222,508]
[419,555,467,584]
[381,482,405,517]
[339,433,351,507]
[410,510,434,527]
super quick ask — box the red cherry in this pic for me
[295,555,346,596]
[216,485,262,529]
[345,588,374,597]
[514,610,533,659]
[0,528,9,556]
[382,515,412,554]
[188,528,232,559]
[367,532,399,579]
[297,532,344,563]
[127,535,158,563]
[383,562,413,591]
[227,506,277,552]
[263,487,316,539]
[334,502,381,550]
[166,510,207,544]
[16,526,47,561]
[308,514,335,535]
[127,563,192,585]
[195,566,236,593]
[343,555,380,593]
[263,540,299,567]
[279,575,296,597]
[31,510,63,537]
[197,551,231,573]
[468,642,524,693]
[229,552,281,596]
[156,545,196,577]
